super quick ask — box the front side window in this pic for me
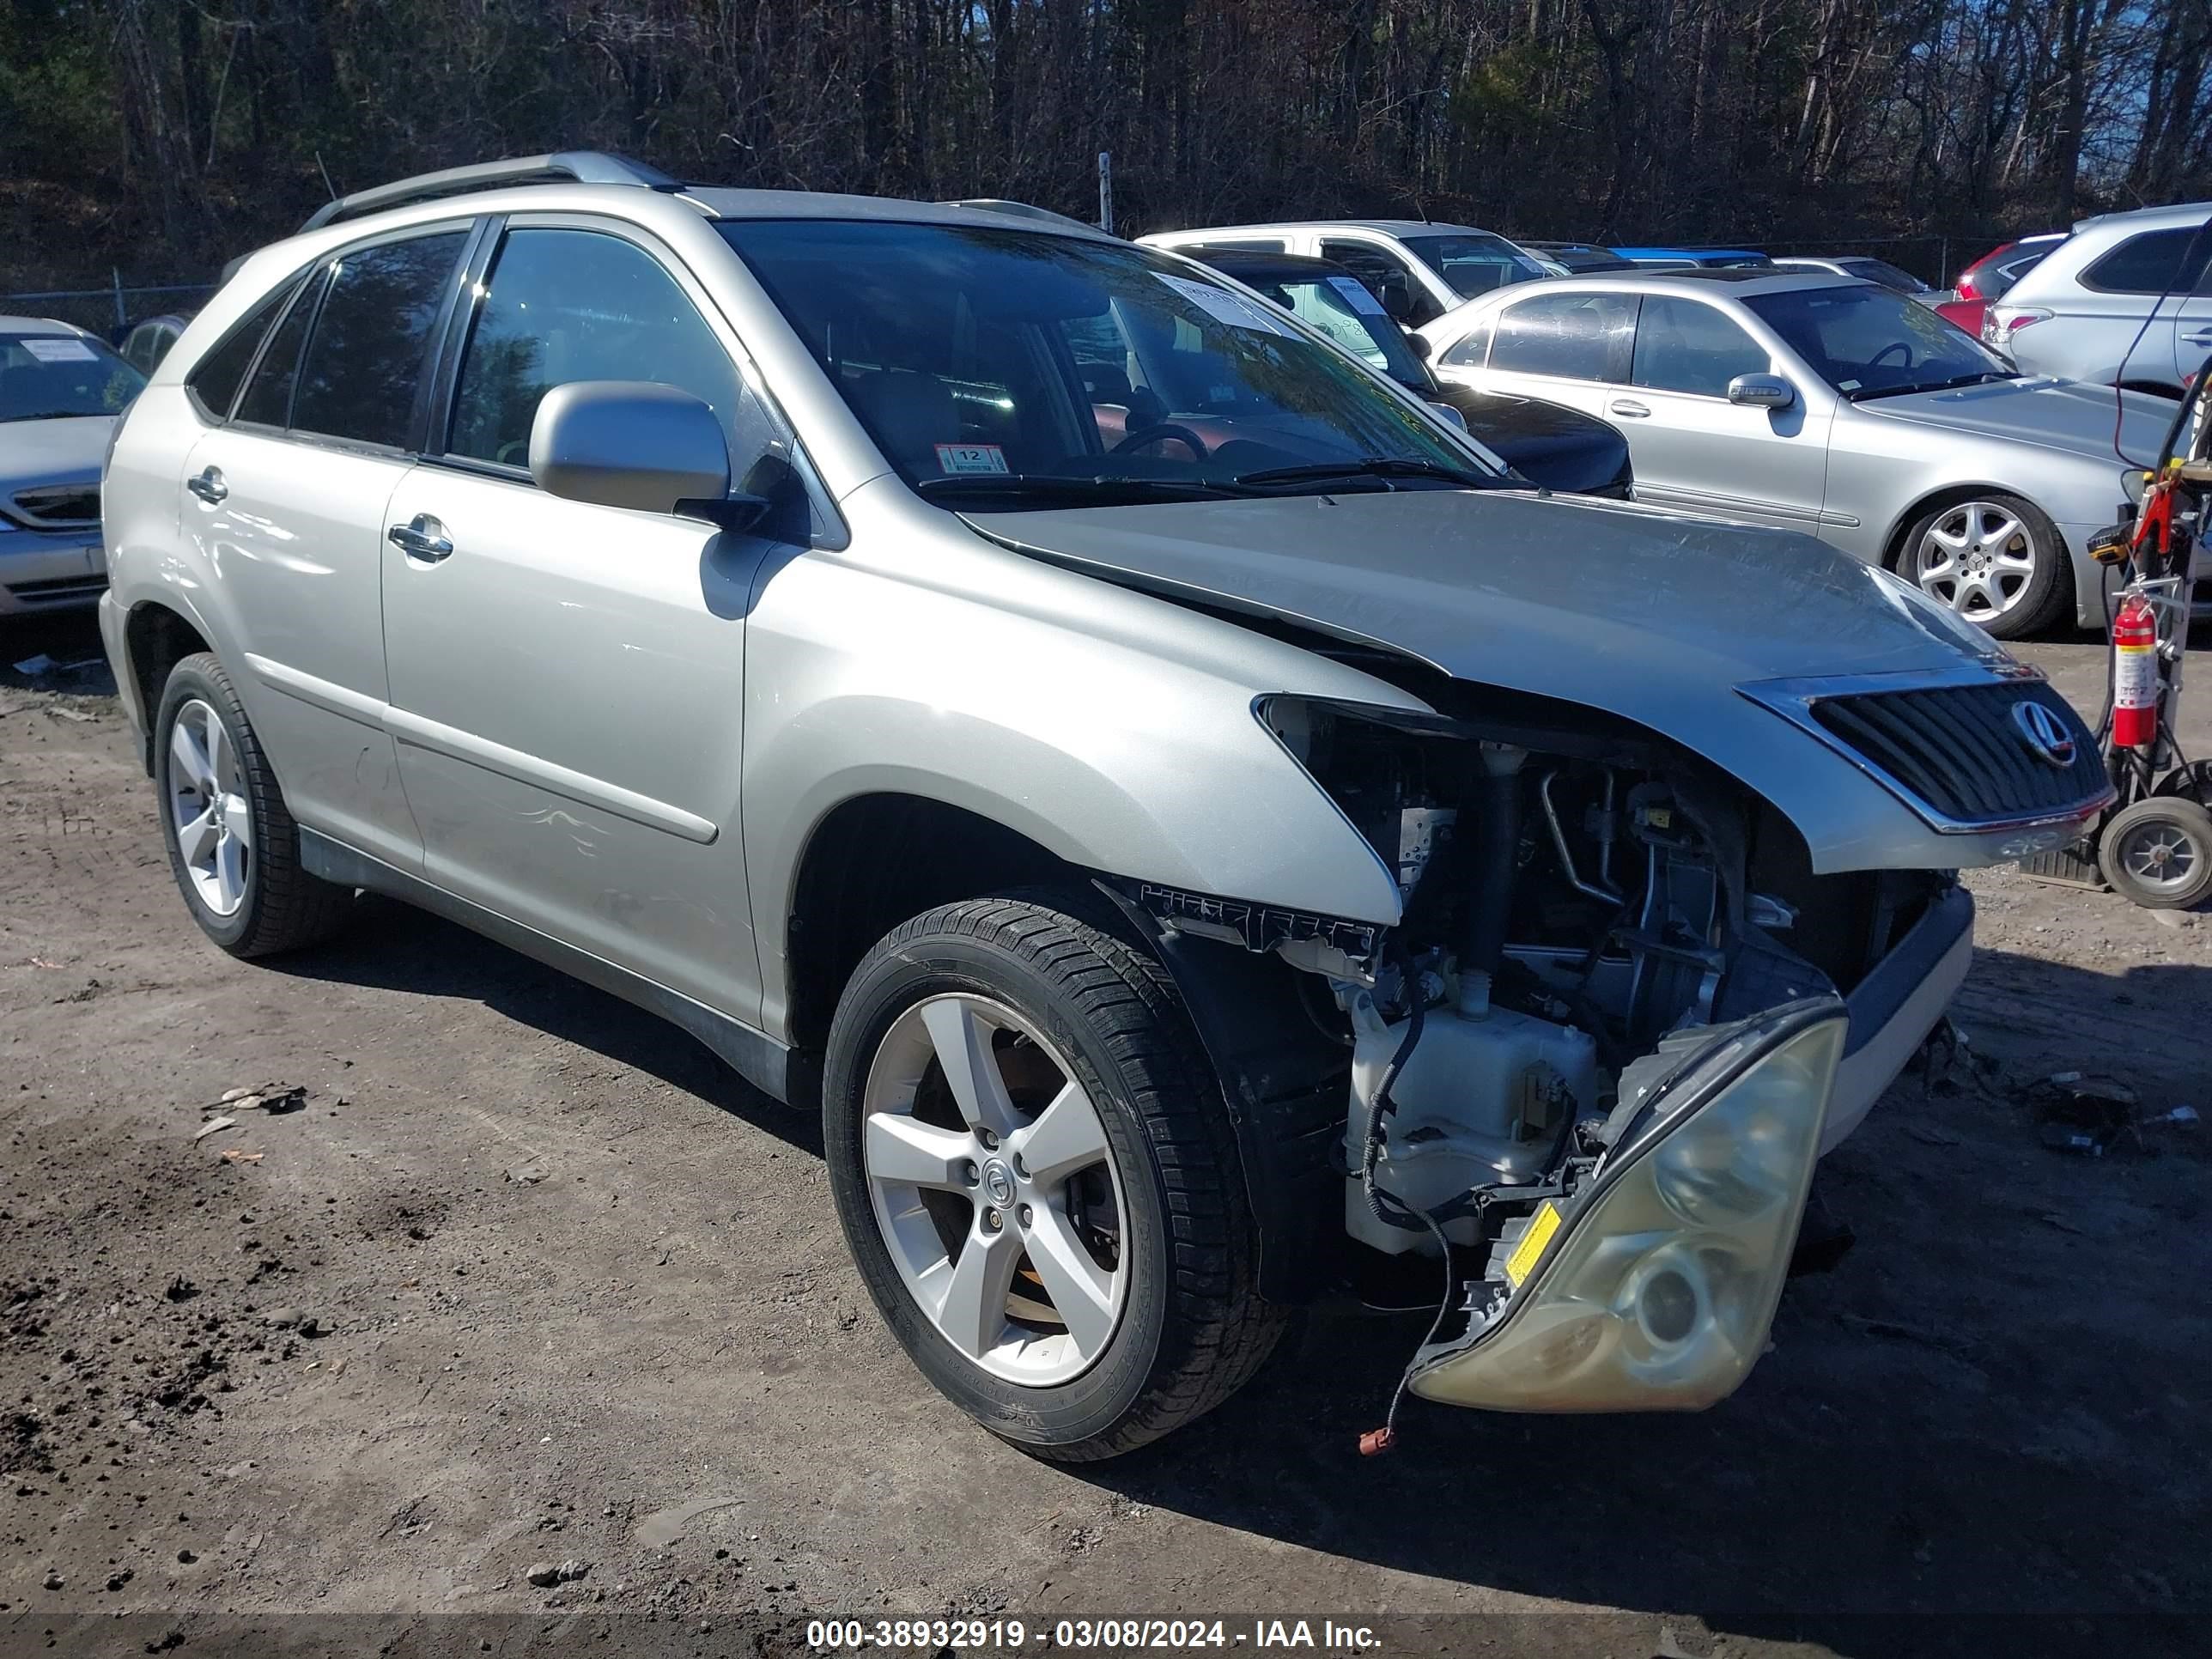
[2081,226,2212,295]
[1489,291,1636,381]
[720,219,1486,508]
[447,227,781,479]
[1631,296,1769,397]
[1398,234,1547,300]
[1318,240,1434,324]
[289,231,468,447]
[0,331,144,422]
[1746,284,2010,399]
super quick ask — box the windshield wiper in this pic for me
[1850,371,2013,402]
[914,474,1246,506]
[1230,456,1507,491]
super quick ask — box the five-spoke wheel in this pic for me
[166,696,253,916]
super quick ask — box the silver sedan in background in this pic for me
[1418,268,2170,638]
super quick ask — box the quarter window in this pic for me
[1440,319,1492,368]
[1489,291,1636,381]
[289,231,468,448]
[187,280,300,421]
[234,272,324,428]
[1631,296,1768,397]
[447,228,775,478]
[2081,228,2212,295]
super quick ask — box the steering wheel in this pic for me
[1869,342,1915,369]
[1112,422,1209,460]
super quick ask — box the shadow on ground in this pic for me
[261,892,2212,1650]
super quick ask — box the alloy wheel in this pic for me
[861,993,1128,1387]
[167,697,252,916]
[1913,500,2039,623]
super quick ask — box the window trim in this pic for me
[1628,295,1773,402]
[1486,289,1638,386]
[420,210,848,548]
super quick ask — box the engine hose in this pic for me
[1361,945,1429,1234]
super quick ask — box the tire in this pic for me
[1900,490,2071,641]
[152,652,354,957]
[2097,797,2212,910]
[823,894,1287,1461]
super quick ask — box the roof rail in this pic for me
[299,151,682,235]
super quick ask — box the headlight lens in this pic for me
[1409,1008,1844,1413]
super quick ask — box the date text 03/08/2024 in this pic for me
[805,1618,1384,1650]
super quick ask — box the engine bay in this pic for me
[1255,694,1943,1267]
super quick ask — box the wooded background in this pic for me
[3,0,2209,291]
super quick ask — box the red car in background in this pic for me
[1937,233,2063,339]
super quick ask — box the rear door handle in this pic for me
[1608,398,1650,418]
[2181,328,2212,346]
[185,466,227,504]
[387,514,453,563]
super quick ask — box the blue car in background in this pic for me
[1612,246,1773,269]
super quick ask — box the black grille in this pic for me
[8,484,100,529]
[4,574,106,602]
[1809,680,2107,824]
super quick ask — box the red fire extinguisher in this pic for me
[2112,594,2160,749]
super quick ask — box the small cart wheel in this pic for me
[2098,797,2212,909]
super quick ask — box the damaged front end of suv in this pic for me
[1106,647,2098,1418]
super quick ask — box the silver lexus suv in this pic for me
[100,154,2111,1460]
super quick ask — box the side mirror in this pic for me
[530,381,732,514]
[1425,398,1468,432]
[1406,332,1433,361]
[1727,372,1796,410]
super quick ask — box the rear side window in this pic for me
[446,228,778,476]
[289,231,468,447]
[2081,227,2212,295]
[234,273,323,428]
[186,280,298,420]
[1490,291,1636,381]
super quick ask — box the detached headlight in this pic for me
[1409,1001,1845,1413]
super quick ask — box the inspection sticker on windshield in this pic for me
[20,337,98,363]
[933,443,1009,475]
[1503,1200,1563,1290]
[1153,271,1288,335]
[1328,276,1389,316]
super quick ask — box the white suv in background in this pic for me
[1988,202,2212,395]
[1136,220,1547,328]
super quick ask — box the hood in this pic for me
[0,415,114,490]
[974,489,2032,872]
[1856,375,2171,463]
[1429,386,1629,493]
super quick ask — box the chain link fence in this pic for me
[2,277,219,341]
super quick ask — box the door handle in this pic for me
[186,466,228,504]
[387,514,453,563]
[1607,398,1650,418]
[2181,328,2212,346]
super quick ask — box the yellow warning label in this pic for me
[1503,1200,1562,1290]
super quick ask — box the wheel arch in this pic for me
[1878,480,2036,572]
[122,599,215,774]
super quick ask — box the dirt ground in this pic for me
[3,610,2208,1659]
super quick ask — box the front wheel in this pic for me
[1904,492,2069,640]
[823,895,1286,1461]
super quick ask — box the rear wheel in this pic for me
[2098,797,2212,909]
[823,894,1285,1461]
[1904,491,2069,640]
[153,653,353,957]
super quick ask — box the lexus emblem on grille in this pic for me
[2010,700,2077,768]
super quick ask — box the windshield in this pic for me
[1743,284,2012,399]
[1399,234,1548,299]
[1838,258,1927,294]
[1,333,144,422]
[720,220,1487,506]
[1234,271,1429,388]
